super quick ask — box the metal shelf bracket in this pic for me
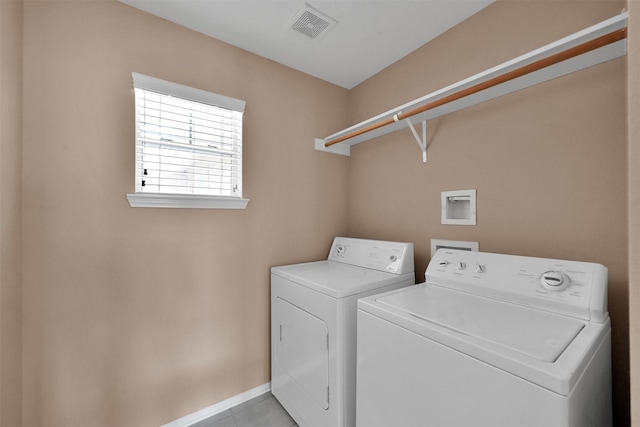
[405,118,427,162]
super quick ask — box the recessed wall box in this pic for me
[430,239,479,259]
[441,190,476,225]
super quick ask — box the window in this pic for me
[127,73,249,209]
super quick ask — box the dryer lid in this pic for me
[376,285,585,362]
[272,261,412,298]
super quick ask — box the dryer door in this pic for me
[275,297,330,409]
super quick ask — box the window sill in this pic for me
[127,193,249,209]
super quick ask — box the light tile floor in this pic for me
[191,393,297,427]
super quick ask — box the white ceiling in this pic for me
[118,0,494,89]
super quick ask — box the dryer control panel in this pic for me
[426,249,608,322]
[328,237,414,275]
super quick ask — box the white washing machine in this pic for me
[271,237,415,427]
[356,249,612,427]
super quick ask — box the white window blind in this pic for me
[130,73,247,207]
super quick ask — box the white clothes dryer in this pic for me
[271,237,415,427]
[356,249,611,427]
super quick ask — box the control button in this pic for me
[456,262,466,270]
[540,271,571,291]
[474,264,485,273]
[438,260,449,267]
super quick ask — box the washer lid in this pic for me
[272,261,411,298]
[376,285,584,362]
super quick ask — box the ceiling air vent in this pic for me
[289,4,337,41]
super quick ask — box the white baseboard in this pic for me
[161,382,272,427]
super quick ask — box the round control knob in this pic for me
[474,264,485,273]
[540,271,571,291]
[438,260,449,267]
[456,262,466,270]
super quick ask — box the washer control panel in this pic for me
[328,237,414,275]
[427,249,608,322]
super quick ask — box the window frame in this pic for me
[127,73,249,209]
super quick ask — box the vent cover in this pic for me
[289,4,337,40]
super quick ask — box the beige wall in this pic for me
[628,0,639,425]
[0,0,23,426]
[21,1,349,426]
[347,1,630,425]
